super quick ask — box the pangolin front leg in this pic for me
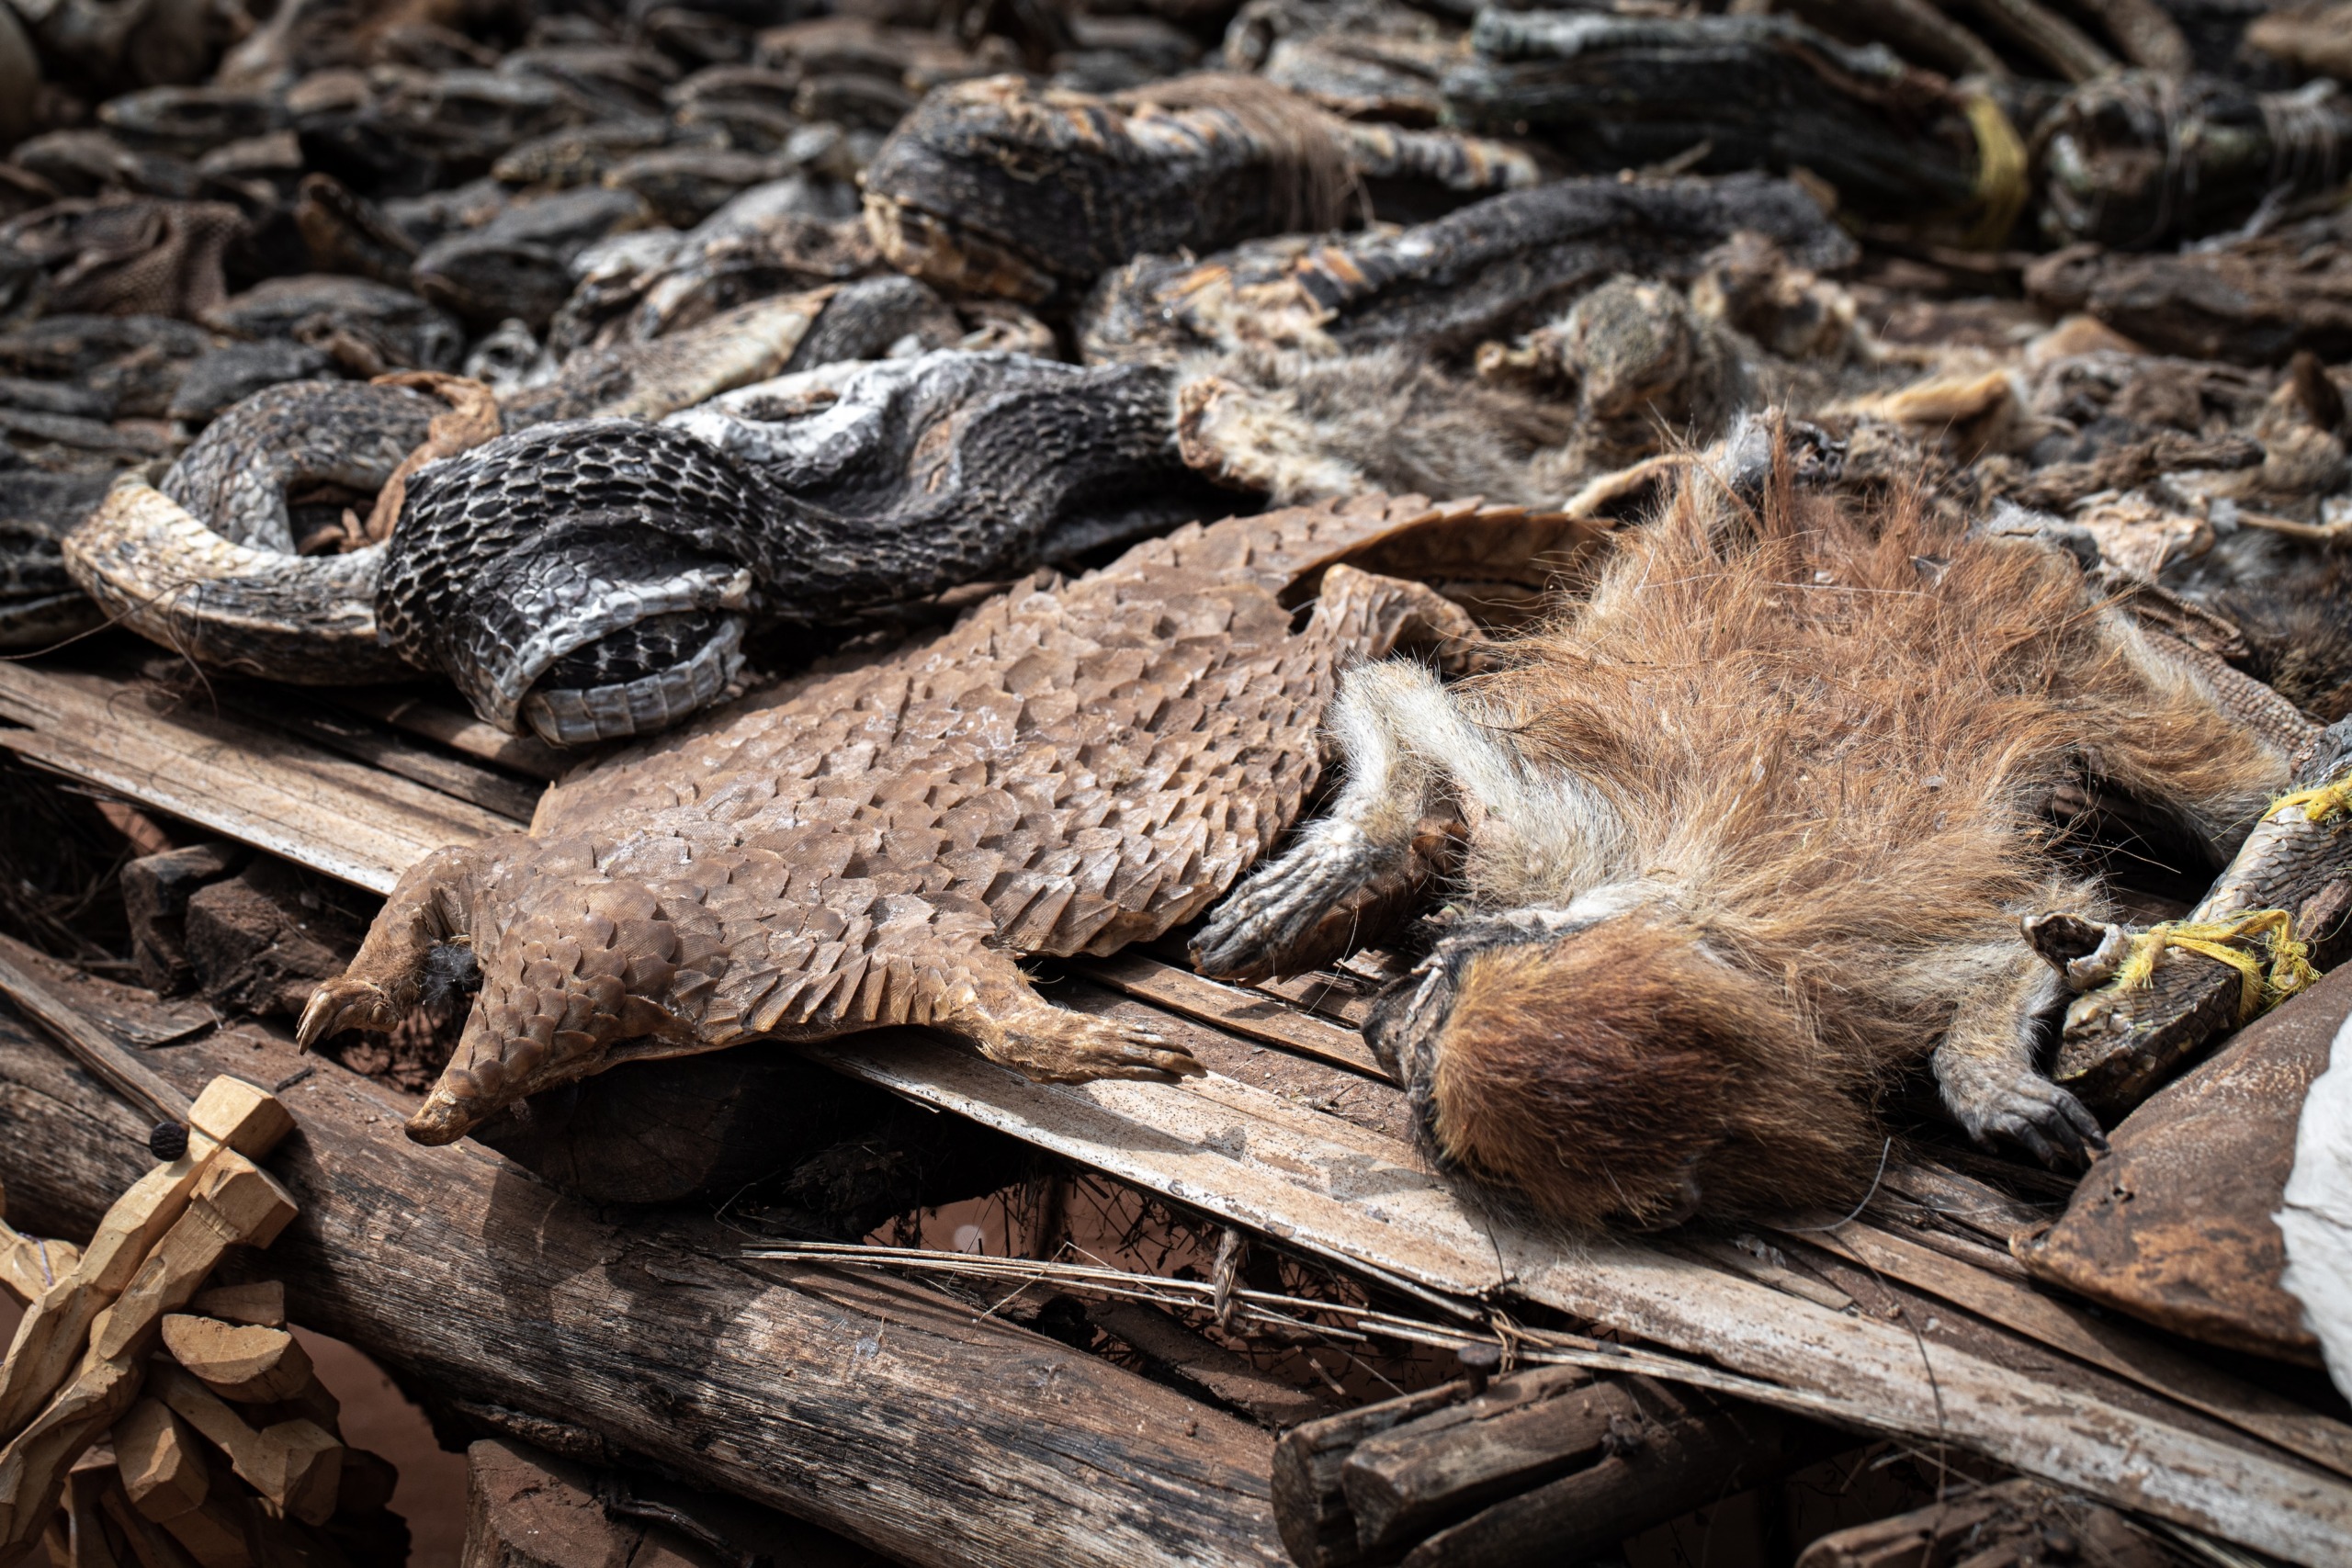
[296,842,492,1049]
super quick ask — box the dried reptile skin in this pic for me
[861,72,1536,303]
[1077,173,1857,366]
[300,494,1600,1145]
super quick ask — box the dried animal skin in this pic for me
[300,495,1600,1145]
[863,72,1535,303]
[1195,458,2304,1229]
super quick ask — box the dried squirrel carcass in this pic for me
[1193,446,2312,1229]
[299,494,1599,1145]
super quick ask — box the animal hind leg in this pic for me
[943,947,1205,1083]
[296,841,489,1048]
[1932,936,2107,1166]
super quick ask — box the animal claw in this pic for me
[980,1011,1205,1085]
[295,977,400,1049]
[1948,1063,2107,1169]
[1193,823,1383,980]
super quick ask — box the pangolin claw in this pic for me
[980,1013,1204,1085]
[295,977,400,1051]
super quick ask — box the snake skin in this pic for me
[379,352,1212,743]
[1079,172,1860,365]
[306,495,1599,1145]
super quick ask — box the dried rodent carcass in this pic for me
[298,495,1600,1147]
[1194,428,2312,1230]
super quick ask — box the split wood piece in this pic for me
[1391,1379,1823,1568]
[1088,1303,1336,1430]
[1796,1475,2178,1567]
[120,846,246,999]
[158,1321,311,1406]
[115,1402,206,1523]
[0,942,190,1128]
[1939,0,2115,80]
[0,1019,1286,1568]
[0,1080,293,1443]
[63,1451,119,1568]
[0,1224,79,1311]
[0,1152,299,1554]
[148,1367,340,1530]
[1274,1382,1467,1568]
[99,1484,208,1568]
[181,1290,281,1334]
[2020,964,2352,1367]
[113,1402,250,1568]
[1340,1366,1611,1551]
[1783,1217,2352,1480]
[0,1356,142,1557]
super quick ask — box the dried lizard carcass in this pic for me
[300,495,1601,1145]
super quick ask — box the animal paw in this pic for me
[295,976,401,1049]
[1942,1061,2108,1168]
[1192,822,1385,981]
[980,1010,1204,1085]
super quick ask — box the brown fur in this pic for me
[1423,474,2289,1224]
[1432,916,1878,1228]
[1202,445,2301,1228]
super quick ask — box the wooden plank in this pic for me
[219,694,543,824]
[0,935,190,1125]
[1786,1217,2352,1482]
[1075,954,1388,1078]
[0,665,507,896]
[329,691,571,782]
[806,1032,2352,1565]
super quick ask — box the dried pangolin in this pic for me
[299,494,1600,1145]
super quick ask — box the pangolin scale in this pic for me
[301,494,1595,1143]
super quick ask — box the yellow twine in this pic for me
[2113,908,2320,1023]
[2267,779,2352,828]
[1962,94,2029,252]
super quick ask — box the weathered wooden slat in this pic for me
[1784,1217,2352,1482]
[219,694,543,823]
[328,691,571,783]
[808,1032,2352,1565]
[1074,954,1388,1077]
[0,666,508,896]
